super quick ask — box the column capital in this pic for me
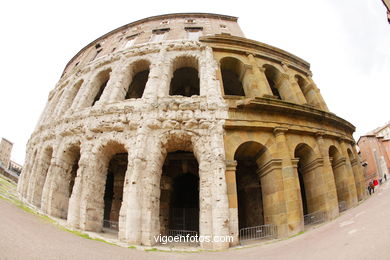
[315,131,325,139]
[243,64,253,71]
[226,160,237,171]
[273,127,288,137]
[246,52,254,58]
[258,66,266,72]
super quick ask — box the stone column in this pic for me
[40,161,57,214]
[67,147,92,228]
[159,175,172,236]
[199,46,223,99]
[275,73,301,103]
[256,67,274,97]
[70,73,94,110]
[307,77,329,112]
[152,46,170,98]
[350,158,364,201]
[352,146,368,200]
[79,153,109,232]
[26,154,41,203]
[273,127,302,236]
[119,153,143,244]
[338,139,358,208]
[46,153,80,219]
[26,151,52,207]
[119,130,151,245]
[257,158,287,237]
[288,76,308,105]
[17,148,36,197]
[107,62,132,103]
[190,132,230,250]
[315,133,339,219]
[225,160,239,246]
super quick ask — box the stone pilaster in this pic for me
[257,67,275,97]
[257,158,287,237]
[273,127,302,235]
[288,75,307,105]
[67,147,93,229]
[338,139,358,208]
[307,77,329,112]
[351,146,368,200]
[275,73,301,103]
[315,133,339,219]
[225,160,239,246]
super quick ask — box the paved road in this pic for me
[1,181,390,260]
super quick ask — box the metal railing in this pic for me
[167,229,198,238]
[239,224,278,242]
[103,220,119,231]
[304,211,326,226]
[338,201,347,213]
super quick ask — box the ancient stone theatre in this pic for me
[17,13,366,250]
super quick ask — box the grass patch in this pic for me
[288,231,305,239]
[128,245,137,249]
[145,248,158,252]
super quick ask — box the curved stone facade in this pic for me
[17,13,366,249]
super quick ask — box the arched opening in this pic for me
[82,141,128,234]
[263,65,282,99]
[51,144,80,219]
[65,79,84,111]
[125,60,150,99]
[169,56,200,97]
[91,68,111,106]
[159,151,199,238]
[329,146,347,211]
[33,146,53,207]
[103,152,128,232]
[294,144,318,218]
[234,142,267,235]
[220,57,245,96]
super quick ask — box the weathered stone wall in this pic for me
[17,13,366,250]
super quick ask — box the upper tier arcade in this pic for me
[62,13,244,78]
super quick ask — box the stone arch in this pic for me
[263,64,282,99]
[81,140,128,234]
[220,57,245,96]
[30,146,53,207]
[233,140,283,241]
[169,55,200,97]
[125,59,151,99]
[294,143,325,218]
[47,141,81,219]
[126,129,229,249]
[62,79,84,113]
[84,68,112,107]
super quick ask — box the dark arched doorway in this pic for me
[159,151,199,236]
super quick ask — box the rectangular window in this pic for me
[150,28,170,42]
[185,27,203,41]
[187,30,202,40]
[124,38,135,48]
[123,33,140,49]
